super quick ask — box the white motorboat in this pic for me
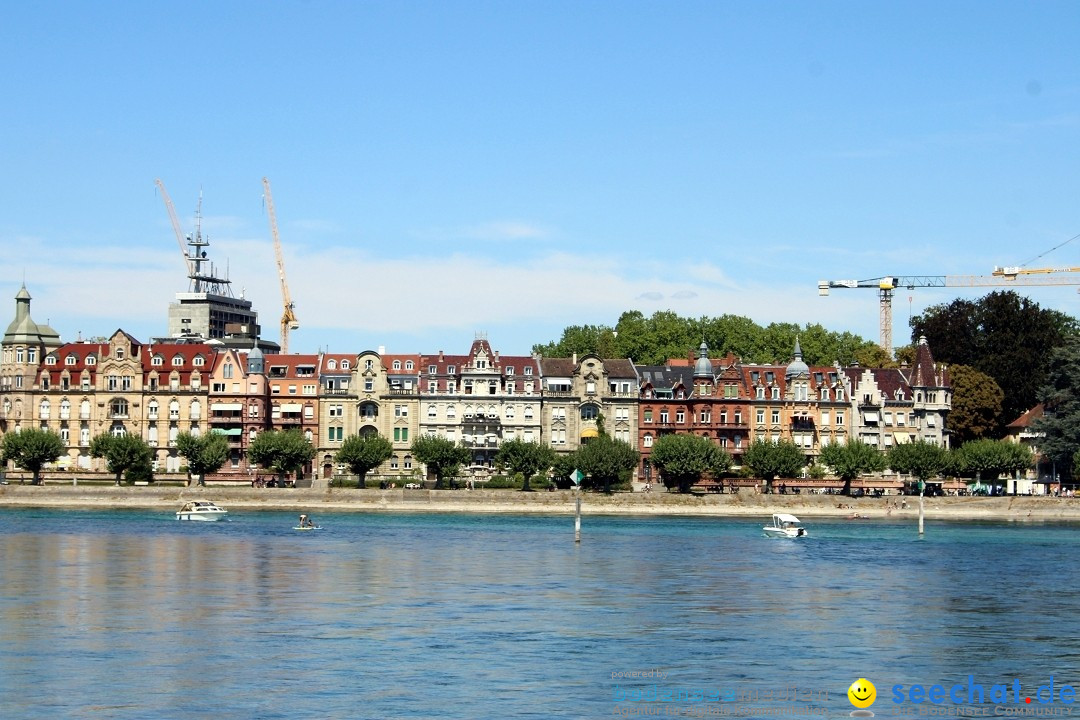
[763,513,807,538]
[176,501,229,521]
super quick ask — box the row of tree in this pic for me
[532,310,890,367]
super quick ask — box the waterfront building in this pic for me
[206,346,270,478]
[316,352,355,480]
[417,338,540,475]
[539,353,637,455]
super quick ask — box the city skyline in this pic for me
[2,2,1078,356]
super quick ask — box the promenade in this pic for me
[1,484,1078,521]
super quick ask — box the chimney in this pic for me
[439,350,444,361]
[572,352,578,365]
[494,350,499,361]
[689,349,696,362]
[377,345,385,355]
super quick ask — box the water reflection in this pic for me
[0,511,1078,718]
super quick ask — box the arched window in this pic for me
[393,360,402,370]
[169,400,180,420]
[60,400,70,419]
[327,359,337,370]
[341,360,350,370]
[190,399,201,420]
[39,399,50,419]
[148,400,159,419]
[405,361,414,371]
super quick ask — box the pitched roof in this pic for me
[1007,404,1044,429]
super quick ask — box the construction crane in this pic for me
[262,177,299,354]
[154,178,193,274]
[818,269,1080,352]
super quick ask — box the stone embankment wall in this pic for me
[1,484,1079,520]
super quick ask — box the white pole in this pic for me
[575,496,581,543]
[918,490,925,535]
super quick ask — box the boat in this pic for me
[762,513,807,538]
[293,525,322,531]
[176,501,229,521]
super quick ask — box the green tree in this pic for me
[532,324,618,359]
[496,438,557,492]
[1033,337,1080,481]
[912,291,1076,424]
[175,431,229,486]
[649,433,732,493]
[741,439,806,493]
[887,441,948,485]
[90,433,154,485]
[410,435,471,488]
[575,434,639,493]
[247,430,316,486]
[948,365,1005,444]
[818,441,887,495]
[335,433,393,488]
[0,428,64,485]
[955,439,1032,485]
[551,453,577,488]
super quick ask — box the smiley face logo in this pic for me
[848,678,876,709]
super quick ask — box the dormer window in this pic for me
[86,356,96,366]
[429,365,437,374]
[115,348,124,360]
[66,355,77,366]
[405,361,414,371]
[172,356,184,367]
[365,359,374,371]
[327,359,337,370]
[524,367,533,376]
[45,355,56,366]
[448,365,456,374]
[193,356,205,367]
[152,355,164,366]
[341,360,350,370]
[393,360,402,370]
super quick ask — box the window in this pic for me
[429,365,437,374]
[643,434,653,447]
[675,410,685,424]
[80,399,91,419]
[327,359,337,370]
[836,389,845,401]
[582,405,599,420]
[395,405,408,418]
[393,427,409,442]
[328,427,343,442]
[448,365,456,375]
[86,356,96,366]
[365,359,374,370]
[190,400,201,420]
[756,386,765,399]
[39,400,50,419]
[304,406,313,419]
[428,404,437,419]
[447,381,456,394]
[66,355,77,366]
[586,381,596,395]
[393,360,402,370]
[364,378,374,392]
[111,399,129,417]
[506,366,515,375]
[524,405,534,420]
[505,405,515,419]
[152,355,163,366]
[820,387,829,400]
[821,410,831,426]
[756,409,765,425]
[405,361,414,371]
[524,366,533,376]
[883,412,893,426]
[771,386,780,400]
[341,360,350,370]
[659,410,669,424]
[404,455,413,470]
[169,400,180,420]
[771,410,780,424]
[60,400,70,420]
[390,455,399,470]
[329,404,343,417]
[836,411,845,426]
[289,385,297,395]
[699,409,710,423]
[193,356,205,367]
[171,356,183,366]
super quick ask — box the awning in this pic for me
[211,403,243,411]
[279,403,303,412]
[863,412,880,423]
[893,432,915,444]
[212,428,243,436]
[581,427,599,438]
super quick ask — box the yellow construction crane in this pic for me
[154,178,193,274]
[262,177,299,354]
[818,268,1080,352]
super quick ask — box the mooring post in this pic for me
[575,496,581,543]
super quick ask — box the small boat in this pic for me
[763,513,807,538]
[293,525,322,531]
[176,501,228,521]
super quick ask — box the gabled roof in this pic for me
[1007,404,1044,429]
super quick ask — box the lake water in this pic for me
[0,508,1077,719]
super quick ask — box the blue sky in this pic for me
[2,1,1079,357]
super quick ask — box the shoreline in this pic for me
[1,485,1079,521]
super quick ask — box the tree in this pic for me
[89,433,154,485]
[496,438,557,491]
[911,290,1076,424]
[947,365,1005,444]
[649,433,732,493]
[335,433,393,488]
[955,439,1032,485]
[818,441,887,495]
[575,434,639,493]
[532,324,618,359]
[1033,336,1080,481]
[887,441,948,485]
[410,435,471,488]
[741,439,805,493]
[247,430,316,486]
[175,431,229,486]
[0,428,64,485]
